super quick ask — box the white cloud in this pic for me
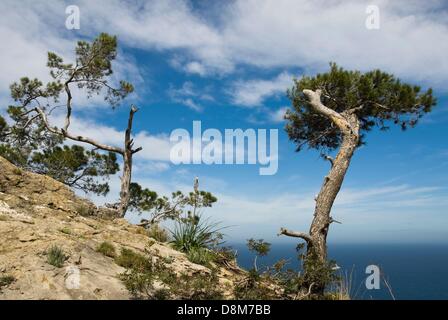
[167,81,213,111]
[49,113,173,162]
[0,0,144,110]
[230,72,293,107]
[2,0,447,93]
[22,0,443,86]
[184,61,208,76]
[207,182,448,241]
[269,107,288,123]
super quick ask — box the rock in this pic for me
[18,233,37,242]
[0,156,243,300]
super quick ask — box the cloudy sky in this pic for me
[0,0,447,244]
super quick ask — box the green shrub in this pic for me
[76,203,95,217]
[213,246,237,266]
[171,216,223,253]
[59,227,72,235]
[0,275,15,289]
[96,241,116,258]
[233,269,277,300]
[47,245,66,268]
[119,257,175,299]
[115,248,150,270]
[186,247,216,267]
[172,269,223,300]
[119,256,223,300]
[147,224,170,242]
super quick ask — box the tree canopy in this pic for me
[0,33,134,197]
[286,63,437,153]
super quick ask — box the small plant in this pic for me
[0,275,15,289]
[213,246,237,265]
[47,245,66,268]
[186,247,216,267]
[75,203,95,217]
[12,168,22,175]
[172,269,223,300]
[115,248,150,270]
[233,269,276,300]
[247,238,271,272]
[119,252,176,299]
[96,241,116,258]
[147,224,170,242]
[117,247,224,300]
[171,215,223,253]
[59,227,72,235]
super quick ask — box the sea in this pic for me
[229,243,448,300]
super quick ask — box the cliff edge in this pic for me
[0,156,240,300]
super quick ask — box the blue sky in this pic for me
[0,0,447,244]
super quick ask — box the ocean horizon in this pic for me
[229,242,448,300]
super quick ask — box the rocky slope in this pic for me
[0,156,241,300]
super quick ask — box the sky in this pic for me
[0,0,447,245]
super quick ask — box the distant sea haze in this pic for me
[230,243,448,300]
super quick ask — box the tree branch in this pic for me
[278,228,312,243]
[33,107,124,154]
[63,70,76,132]
[322,154,334,167]
[125,105,142,153]
[303,89,352,134]
[329,217,342,224]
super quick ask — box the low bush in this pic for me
[115,248,150,270]
[0,275,15,289]
[96,241,116,258]
[186,247,216,267]
[47,245,66,268]
[147,224,170,243]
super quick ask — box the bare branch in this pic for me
[63,68,78,132]
[322,154,334,167]
[125,105,142,153]
[278,227,312,243]
[303,89,352,134]
[23,114,40,129]
[132,147,143,154]
[329,217,342,224]
[295,283,315,300]
[33,107,124,154]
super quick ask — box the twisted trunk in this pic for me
[305,120,358,294]
[279,89,360,296]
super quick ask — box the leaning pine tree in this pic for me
[4,33,140,217]
[280,63,436,295]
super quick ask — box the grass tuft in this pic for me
[147,224,170,243]
[96,241,116,258]
[47,245,66,268]
[0,275,15,289]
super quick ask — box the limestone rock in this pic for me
[0,156,241,300]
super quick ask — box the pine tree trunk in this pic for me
[118,149,132,217]
[117,106,140,218]
[305,114,359,294]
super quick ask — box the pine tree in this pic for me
[281,63,436,294]
[1,33,140,216]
